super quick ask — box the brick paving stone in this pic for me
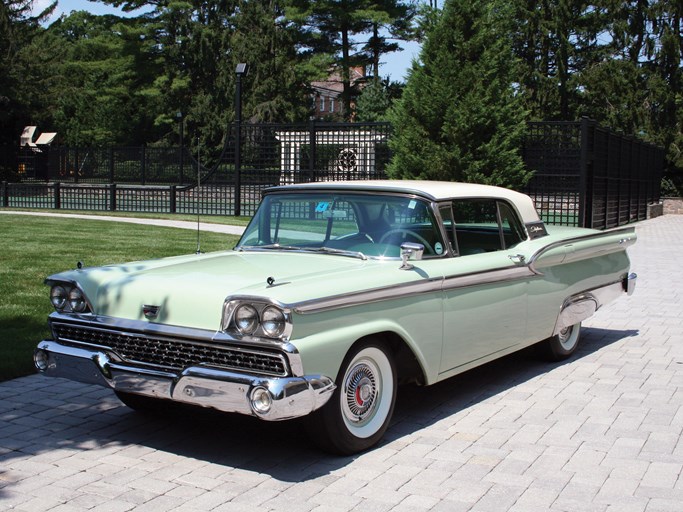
[2,215,683,511]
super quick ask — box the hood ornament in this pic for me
[142,305,161,319]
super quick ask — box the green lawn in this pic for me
[0,214,241,382]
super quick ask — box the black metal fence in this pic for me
[1,122,391,217]
[1,119,664,227]
[523,118,664,229]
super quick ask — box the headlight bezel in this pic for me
[48,281,92,314]
[222,298,293,341]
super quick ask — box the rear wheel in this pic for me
[537,322,581,361]
[307,340,397,455]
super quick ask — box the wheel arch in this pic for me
[343,331,428,386]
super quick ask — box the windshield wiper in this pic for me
[310,247,367,260]
[237,244,301,251]
[237,244,367,260]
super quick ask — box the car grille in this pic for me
[52,322,289,377]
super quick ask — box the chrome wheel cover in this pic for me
[343,362,378,423]
[339,347,394,439]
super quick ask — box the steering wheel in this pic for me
[378,229,433,254]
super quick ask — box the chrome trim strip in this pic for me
[442,265,536,291]
[528,227,636,274]
[293,264,537,315]
[293,278,443,314]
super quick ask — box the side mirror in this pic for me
[399,242,424,270]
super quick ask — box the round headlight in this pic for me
[68,287,87,313]
[50,285,68,310]
[234,304,259,335]
[261,306,286,338]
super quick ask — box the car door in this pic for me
[435,199,531,378]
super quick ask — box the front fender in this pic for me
[292,317,441,386]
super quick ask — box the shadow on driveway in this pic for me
[0,326,638,496]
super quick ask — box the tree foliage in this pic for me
[388,0,530,188]
[287,0,417,119]
[1,0,682,179]
[0,0,57,145]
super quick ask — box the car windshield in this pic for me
[237,192,446,259]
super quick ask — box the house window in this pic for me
[330,98,335,113]
[320,96,325,113]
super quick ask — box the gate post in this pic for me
[109,147,115,183]
[309,118,316,182]
[578,117,593,228]
[109,183,117,211]
[54,182,61,209]
[141,146,146,185]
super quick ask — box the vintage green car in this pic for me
[35,181,636,454]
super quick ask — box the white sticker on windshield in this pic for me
[435,242,443,254]
[408,200,417,210]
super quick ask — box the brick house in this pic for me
[311,67,367,120]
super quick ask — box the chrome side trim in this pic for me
[442,265,536,291]
[293,278,443,314]
[293,264,537,315]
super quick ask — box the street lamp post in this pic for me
[234,63,248,217]
[176,111,184,183]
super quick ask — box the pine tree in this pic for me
[287,0,416,119]
[388,0,530,188]
[0,0,56,145]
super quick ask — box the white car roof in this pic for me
[267,180,542,224]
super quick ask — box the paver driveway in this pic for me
[1,215,682,511]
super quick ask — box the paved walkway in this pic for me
[1,215,681,511]
[0,210,246,236]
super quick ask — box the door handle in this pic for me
[508,254,526,264]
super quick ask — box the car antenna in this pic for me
[196,137,202,254]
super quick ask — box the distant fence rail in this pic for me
[1,119,665,227]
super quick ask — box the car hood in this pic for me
[48,250,425,331]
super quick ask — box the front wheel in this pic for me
[537,322,581,361]
[307,341,397,455]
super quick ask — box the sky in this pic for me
[33,0,420,81]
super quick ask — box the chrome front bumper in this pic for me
[34,340,335,421]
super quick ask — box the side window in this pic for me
[452,199,526,255]
[453,199,501,254]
